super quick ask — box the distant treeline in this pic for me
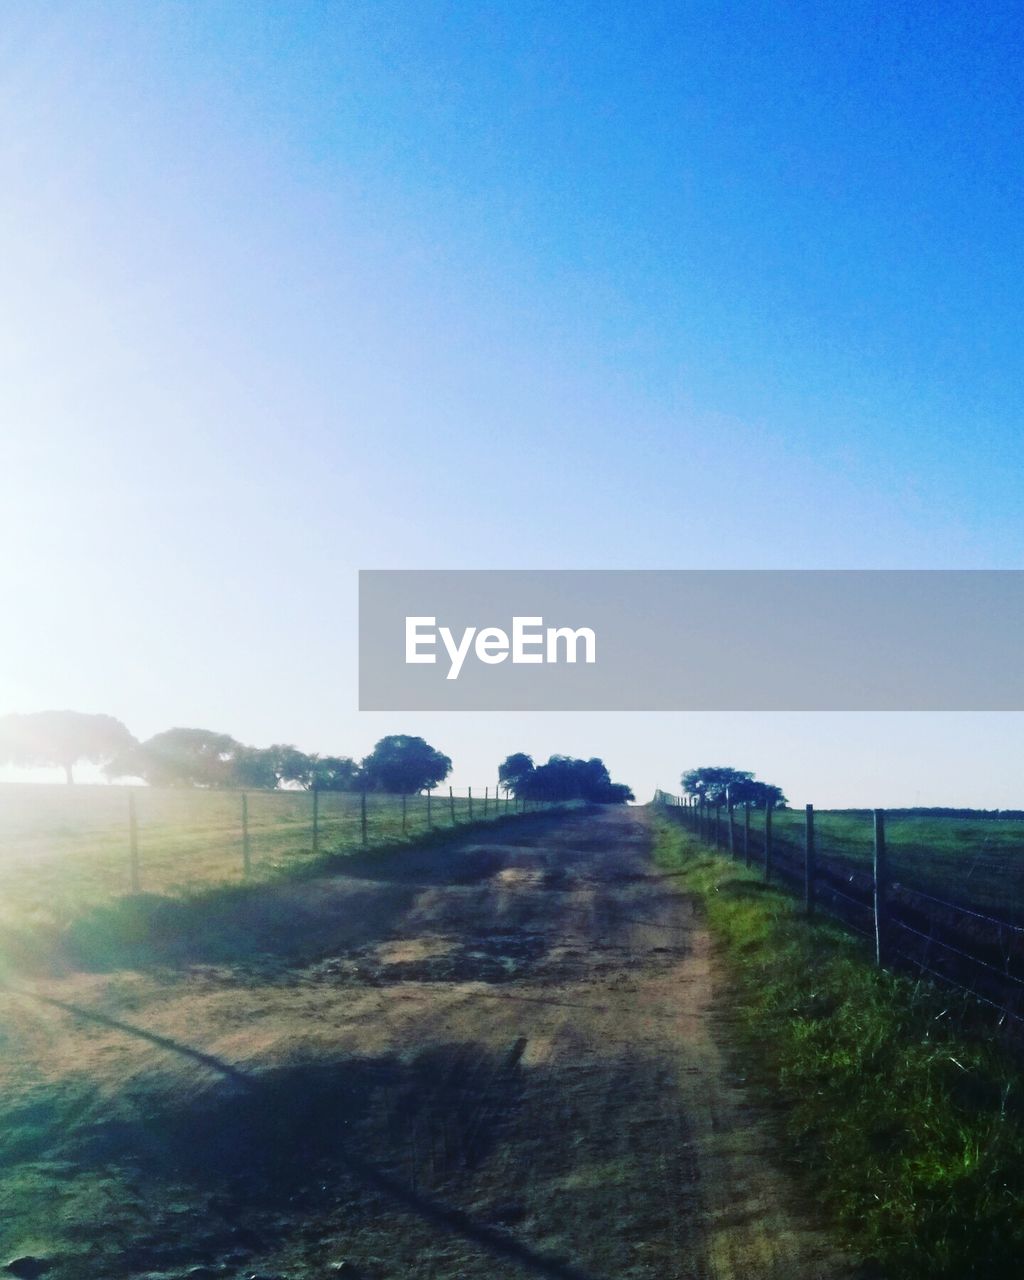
[818,807,1024,820]
[0,710,636,804]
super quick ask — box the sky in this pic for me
[1,0,1022,806]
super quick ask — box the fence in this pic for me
[0,782,561,928]
[653,789,1024,1032]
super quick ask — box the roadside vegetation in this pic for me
[651,811,1024,1280]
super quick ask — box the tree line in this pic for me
[499,753,634,804]
[0,712,450,793]
[0,711,635,804]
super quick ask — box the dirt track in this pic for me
[2,805,853,1279]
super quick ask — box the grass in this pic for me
[652,810,1024,1280]
[0,782,526,933]
[724,806,1024,921]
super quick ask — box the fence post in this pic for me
[804,803,815,916]
[743,802,751,868]
[241,792,252,878]
[468,786,473,820]
[312,787,320,855]
[763,800,773,883]
[727,789,736,858]
[484,785,489,817]
[714,804,722,850]
[449,785,456,825]
[697,798,704,842]
[427,788,433,827]
[401,792,407,835]
[360,788,368,847]
[873,809,887,968]
[128,790,140,893]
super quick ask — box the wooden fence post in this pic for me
[873,809,887,968]
[714,804,722,850]
[312,787,320,855]
[468,786,473,820]
[804,803,815,915]
[241,792,252,878]
[360,788,368,847]
[484,785,489,817]
[128,790,140,893]
[743,802,751,868]
[763,800,773,883]
[449,785,456,825]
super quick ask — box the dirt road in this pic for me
[2,806,853,1279]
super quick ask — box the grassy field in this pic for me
[652,812,1024,1280]
[0,782,522,932]
[723,807,1024,922]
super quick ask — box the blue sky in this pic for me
[1,1,1021,804]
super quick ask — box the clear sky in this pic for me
[1,1,1021,805]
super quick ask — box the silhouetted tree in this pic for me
[732,779,788,809]
[681,767,753,807]
[498,752,535,797]
[310,755,362,792]
[515,754,634,804]
[681,767,787,810]
[0,710,135,783]
[360,735,451,794]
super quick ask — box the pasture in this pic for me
[0,782,518,931]
[753,807,1024,922]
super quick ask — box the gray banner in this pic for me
[358,570,1024,710]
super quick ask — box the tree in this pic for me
[229,746,279,790]
[360,735,452,794]
[0,710,135,783]
[681,767,753,807]
[514,753,634,804]
[498,752,535,797]
[107,727,241,788]
[264,744,315,789]
[310,755,362,792]
[731,779,788,809]
[681,767,787,810]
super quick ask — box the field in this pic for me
[0,782,525,932]
[720,807,1024,924]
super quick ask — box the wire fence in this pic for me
[654,789,1024,1033]
[0,782,561,928]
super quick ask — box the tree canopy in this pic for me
[499,753,634,804]
[0,710,135,783]
[498,752,534,796]
[309,755,362,792]
[681,765,787,809]
[107,727,242,788]
[360,735,452,794]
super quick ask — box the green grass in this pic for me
[725,806,1024,920]
[0,782,529,933]
[652,811,1024,1280]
